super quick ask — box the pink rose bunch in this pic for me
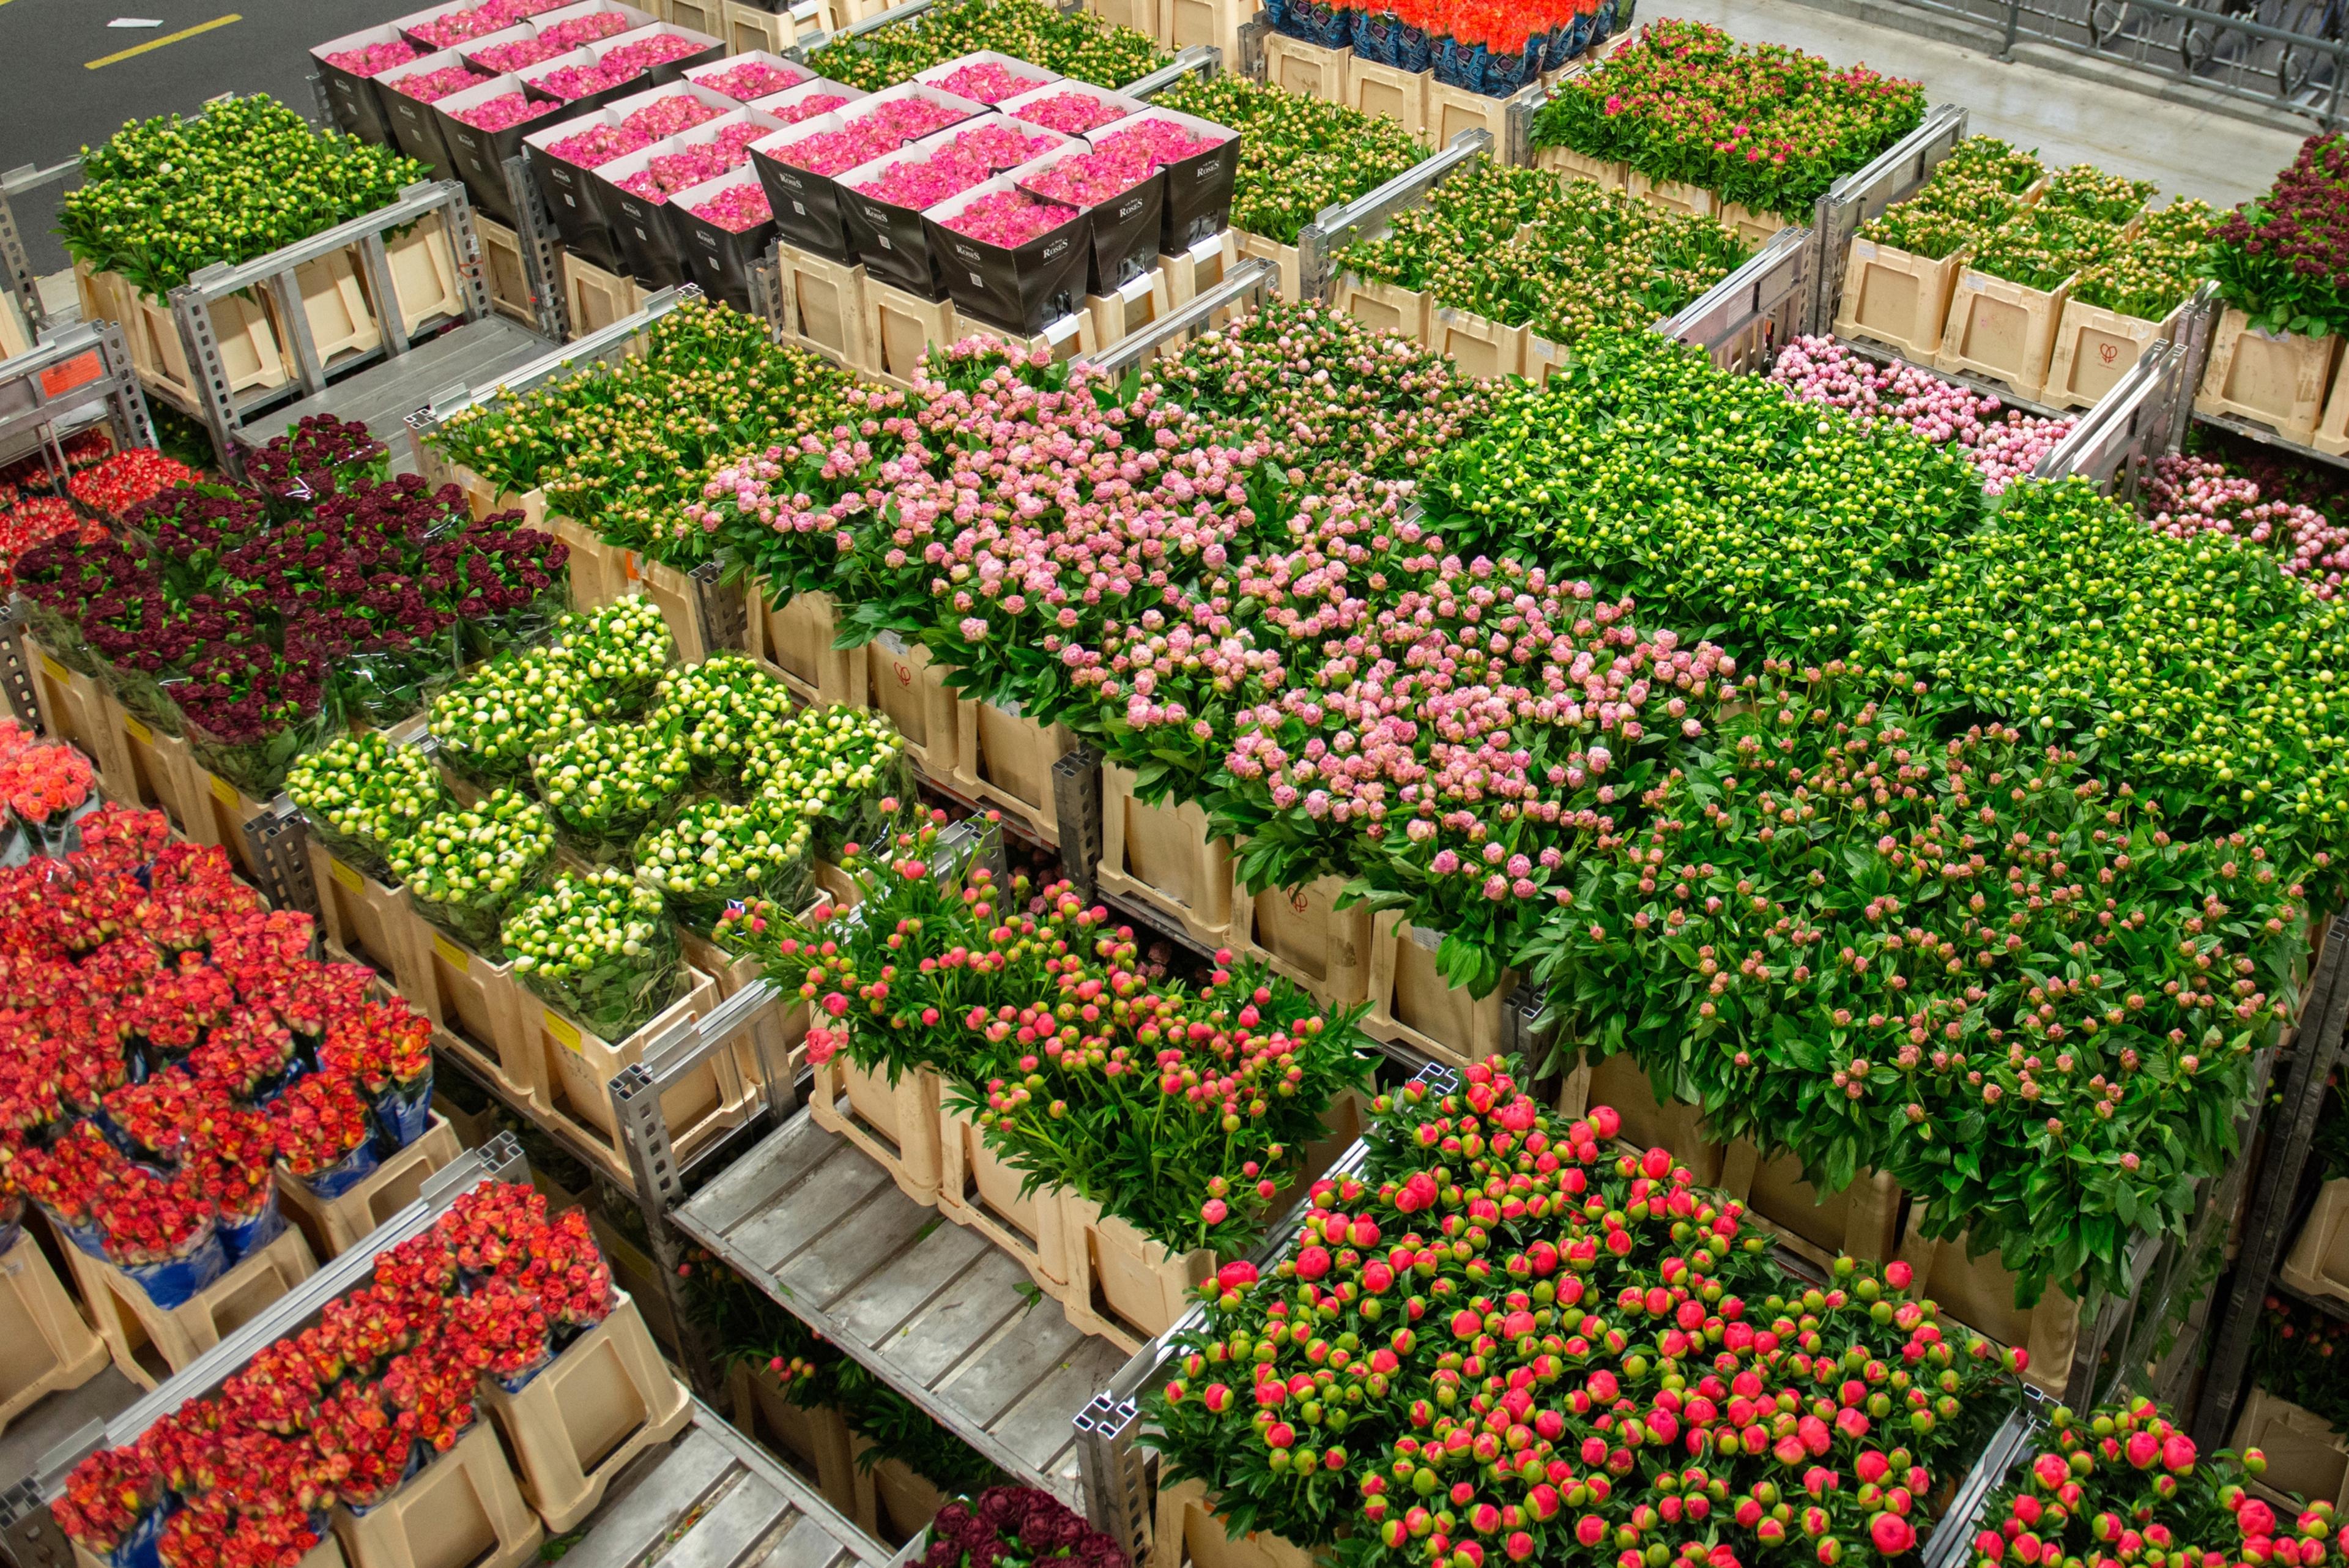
[529,61,629,100]
[777,98,968,176]
[1767,335,2075,494]
[698,59,805,101]
[323,39,421,76]
[1022,144,1152,208]
[938,189,1075,247]
[689,181,773,232]
[855,124,1056,209]
[391,63,488,102]
[538,12,631,49]
[1093,116,1225,173]
[2144,454,2349,598]
[773,92,850,125]
[932,59,1049,104]
[546,121,651,166]
[1013,90,1130,135]
[603,33,705,73]
[410,0,566,46]
[469,35,563,72]
[622,92,722,138]
[453,91,558,131]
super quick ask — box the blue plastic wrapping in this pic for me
[371,1074,435,1153]
[292,1137,382,1200]
[117,1223,228,1309]
[218,1192,287,1262]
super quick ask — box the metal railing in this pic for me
[1806,104,1972,340]
[1888,0,2349,124]
[1075,257,1278,375]
[1294,127,1493,302]
[1655,221,1814,371]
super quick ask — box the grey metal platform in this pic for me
[675,1109,1129,1505]
[572,1401,911,1568]
[234,314,551,475]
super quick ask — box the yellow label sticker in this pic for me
[433,934,469,970]
[543,1011,582,1053]
[123,716,152,745]
[211,775,238,807]
[40,656,67,684]
[330,858,363,893]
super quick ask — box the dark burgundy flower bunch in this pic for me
[125,485,270,576]
[2208,133,2349,338]
[243,414,388,503]
[431,516,569,621]
[176,642,327,749]
[921,1488,1127,1568]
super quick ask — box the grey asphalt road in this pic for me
[1,0,428,274]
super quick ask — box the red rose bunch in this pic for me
[218,1339,324,1436]
[73,802,173,875]
[104,1065,214,1164]
[69,448,197,519]
[319,1000,432,1093]
[126,951,237,1055]
[380,1336,478,1452]
[446,1276,552,1381]
[181,1102,281,1224]
[269,1072,372,1178]
[53,1443,166,1555]
[188,1008,297,1099]
[9,1120,122,1227]
[311,1381,418,1506]
[92,1162,213,1265]
[159,1504,322,1568]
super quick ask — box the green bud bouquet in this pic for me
[2036,163,2157,226]
[390,789,557,950]
[1967,206,2122,293]
[804,0,1168,91]
[2071,197,2216,322]
[428,652,597,791]
[743,704,918,860]
[1857,136,2043,261]
[636,794,815,931]
[651,652,795,783]
[532,724,694,863]
[546,596,675,714]
[503,868,684,1040]
[285,731,447,883]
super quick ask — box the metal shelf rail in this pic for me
[1654,221,1814,374]
[1803,105,1971,339]
[0,1134,530,1568]
[0,319,157,490]
[1072,258,1277,377]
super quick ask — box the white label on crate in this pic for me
[1409,924,1441,951]
[1118,270,1153,303]
[1435,307,1463,326]
[123,716,152,745]
[1967,274,1987,290]
[544,1011,582,1053]
[433,933,470,971]
[1187,233,1224,264]
[877,629,911,656]
[1851,239,1876,261]
[330,858,363,894]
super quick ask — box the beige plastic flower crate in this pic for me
[332,1419,542,1568]
[2283,1178,2349,1306]
[411,923,546,1110]
[779,243,870,371]
[543,968,759,1165]
[753,583,869,707]
[64,1224,317,1391]
[1536,144,1627,191]
[1717,201,1789,250]
[1522,331,1570,385]
[1626,170,1716,220]
[1163,231,1242,308]
[98,691,200,829]
[1332,273,1429,345]
[1363,912,1518,1069]
[1935,266,2073,401]
[2198,308,2340,444]
[1426,80,1515,149]
[184,761,275,886]
[2043,295,2180,411]
[1086,0,1158,38]
[310,842,428,990]
[1232,870,1374,1009]
[607,552,711,659]
[0,1228,108,1435]
[1894,1212,2076,1397]
[680,928,811,1090]
[863,277,959,385]
[1150,1478,1318,1568]
[953,696,1077,842]
[1345,55,1428,135]
[1430,304,1524,379]
[547,516,615,608]
[1831,238,1969,364]
[1264,34,1349,99]
[473,215,538,326]
[1099,760,1238,951]
[811,1055,946,1203]
[956,309,1104,369]
[938,1101,1075,1291]
[1719,1141,1903,1266]
[275,1115,462,1261]
[729,1359,874,1530]
[1090,265,1178,350]
[1557,1050,1724,1186]
[725,0,800,51]
[2312,359,2349,458]
[2233,1388,2349,1513]
[1061,1194,1216,1351]
[22,634,134,796]
[1161,0,1253,65]
[862,631,962,778]
[862,1448,948,1543]
[384,213,468,336]
[1234,229,1303,301]
[130,280,284,400]
[482,1291,692,1531]
[562,251,642,341]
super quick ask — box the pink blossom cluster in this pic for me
[469,35,563,72]
[409,0,566,47]
[530,61,629,100]
[773,92,851,125]
[1091,116,1226,173]
[546,121,650,166]
[689,180,774,232]
[932,60,1050,104]
[391,63,488,102]
[698,59,805,100]
[1767,334,2075,494]
[780,98,968,177]
[855,124,1057,210]
[2144,455,2349,598]
[324,39,421,76]
[538,12,631,49]
[939,189,1075,247]
[1022,144,1152,209]
[620,136,758,199]
[622,92,722,138]
[604,32,704,73]
[1013,90,1130,135]
[452,91,558,131]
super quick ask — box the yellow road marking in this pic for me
[86,13,240,69]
